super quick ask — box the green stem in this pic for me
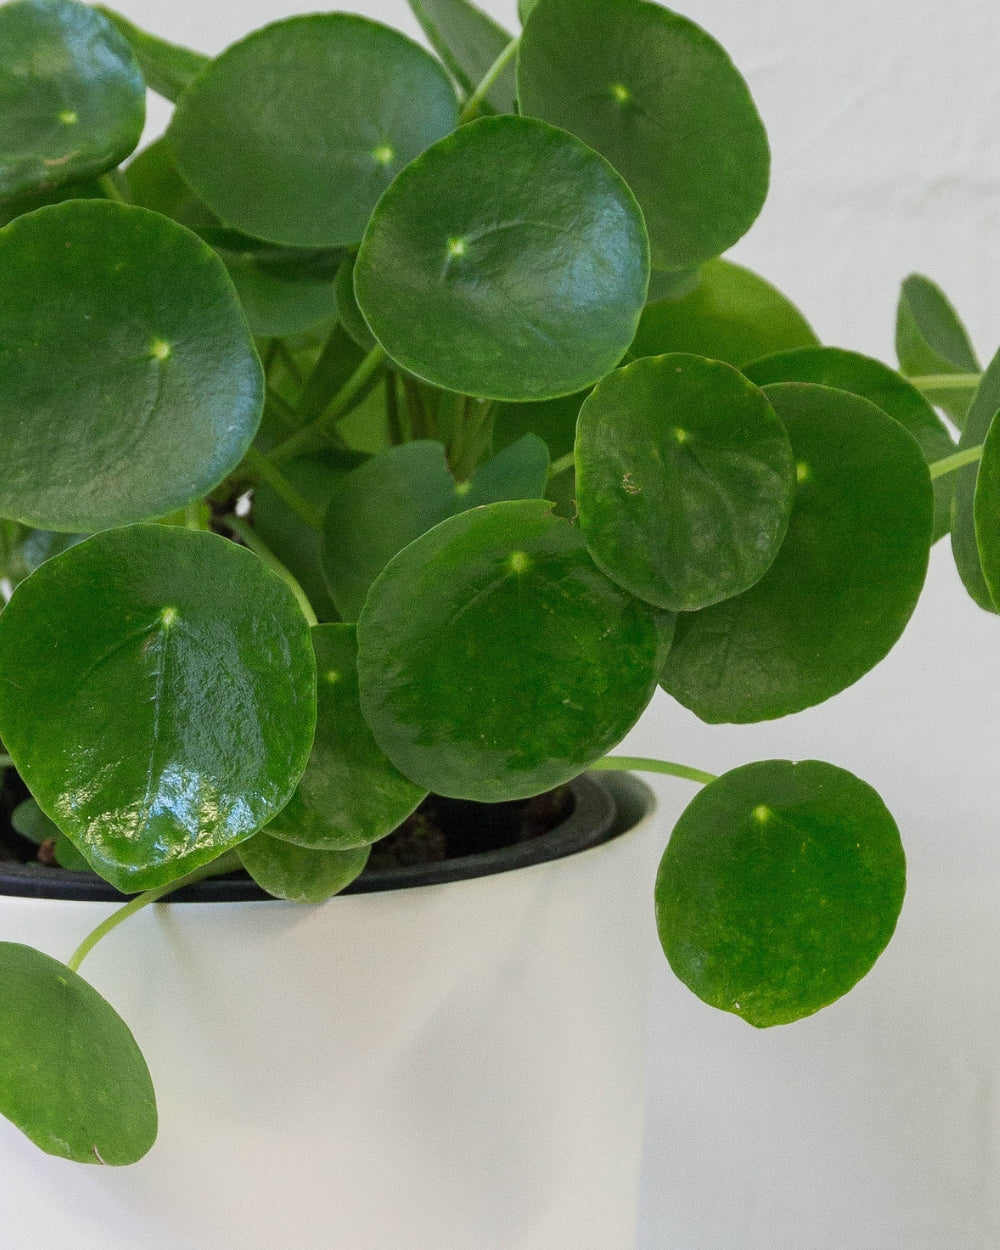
[184,500,204,531]
[929,443,984,480]
[66,852,242,974]
[386,373,404,445]
[225,515,319,627]
[459,36,520,123]
[548,451,575,479]
[97,173,125,203]
[242,446,324,531]
[910,372,981,394]
[590,755,718,786]
[270,345,386,464]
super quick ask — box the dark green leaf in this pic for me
[662,383,933,722]
[221,249,340,339]
[0,200,263,532]
[409,0,517,113]
[0,942,156,1163]
[896,273,979,428]
[322,435,548,619]
[655,760,906,1027]
[0,174,107,228]
[517,0,769,271]
[239,833,370,902]
[355,115,648,401]
[0,0,144,202]
[632,258,818,368]
[744,346,955,542]
[0,526,317,892]
[169,14,458,248]
[952,347,1000,613]
[576,355,794,610]
[493,389,587,461]
[265,624,425,850]
[96,7,209,102]
[356,498,658,801]
[336,255,377,352]
[973,409,1000,609]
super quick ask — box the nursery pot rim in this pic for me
[0,771,655,904]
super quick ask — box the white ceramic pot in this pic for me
[0,772,658,1250]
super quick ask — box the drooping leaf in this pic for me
[355,115,648,401]
[239,833,370,903]
[322,435,549,619]
[655,760,906,1027]
[0,942,157,1163]
[0,200,263,532]
[631,259,818,368]
[408,0,517,113]
[517,0,769,272]
[0,526,317,893]
[744,346,955,541]
[952,346,1000,613]
[0,0,145,202]
[96,7,209,102]
[169,14,458,248]
[576,355,794,610]
[265,624,425,850]
[896,273,979,428]
[661,383,933,722]
[356,498,658,801]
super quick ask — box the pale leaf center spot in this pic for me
[160,607,179,629]
[59,110,77,125]
[508,551,530,574]
[610,83,631,104]
[150,339,172,362]
[796,460,812,483]
[372,143,394,166]
[447,237,467,259]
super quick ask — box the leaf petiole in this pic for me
[459,36,520,123]
[589,755,718,786]
[270,344,386,464]
[929,443,984,480]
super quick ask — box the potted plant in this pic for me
[0,0,985,1244]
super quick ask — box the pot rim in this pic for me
[0,771,655,904]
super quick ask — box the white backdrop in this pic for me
[110,2,1000,1244]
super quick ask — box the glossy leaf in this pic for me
[169,14,458,248]
[973,409,1000,609]
[952,346,1000,613]
[517,0,769,271]
[0,526,317,893]
[239,833,370,903]
[0,942,156,1163]
[409,0,517,113]
[576,355,794,610]
[655,760,906,1027]
[662,383,933,722]
[336,255,377,352]
[0,200,263,532]
[744,346,955,541]
[356,115,648,401]
[897,273,979,428]
[632,259,818,368]
[97,7,209,102]
[356,499,658,801]
[265,624,425,850]
[0,0,144,202]
[322,435,549,619]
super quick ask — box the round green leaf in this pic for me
[517,0,769,272]
[0,526,317,893]
[897,272,979,429]
[356,499,658,801]
[265,624,426,850]
[576,354,794,611]
[951,347,1000,613]
[355,115,649,401]
[631,259,818,368]
[661,383,933,722]
[973,408,1000,609]
[0,0,145,202]
[322,436,548,619]
[169,14,458,248]
[239,833,370,903]
[0,942,156,1163]
[656,760,906,1027]
[744,346,955,542]
[0,200,263,532]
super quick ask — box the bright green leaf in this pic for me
[0,942,156,1163]
[239,833,370,902]
[0,526,317,893]
[169,14,458,248]
[662,383,933,722]
[355,115,648,401]
[0,0,144,202]
[897,273,979,428]
[576,355,794,610]
[952,347,1000,613]
[517,0,769,271]
[0,200,263,532]
[655,760,906,1027]
[409,0,517,113]
[96,7,209,102]
[356,499,658,801]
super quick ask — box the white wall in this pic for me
[114,2,1000,1244]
